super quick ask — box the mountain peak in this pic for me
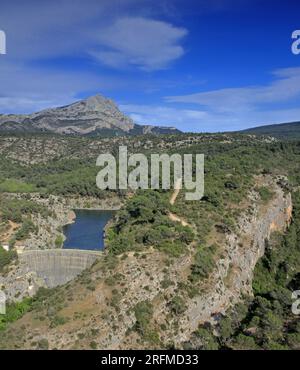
[0,94,181,136]
[82,94,116,111]
[85,94,108,105]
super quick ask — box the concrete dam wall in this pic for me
[19,249,102,288]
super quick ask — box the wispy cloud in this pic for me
[120,104,207,131]
[163,68,300,131]
[0,60,127,114]
[0,0,107,60]
[92,17,187,71]
[0,1,187,70]
[166,68,300,110]
[121,104,300,133]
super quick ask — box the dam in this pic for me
[17,210,113,289]
[19,249,102,288]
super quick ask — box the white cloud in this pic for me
[0,0,133,60]
[120,104,207,131]
[0,60,127,114]
[119,68,300,132]
[166,68,300,111]
[0,2,187,70]
[92,17,187,71]
[2,0,298,132]
[163,67,300,131]
[0,1,189,113]
[121,103,300,133]
[0,0,257,74]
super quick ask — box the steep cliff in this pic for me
[171,177,292,345]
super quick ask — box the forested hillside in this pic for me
[242,121,300,140]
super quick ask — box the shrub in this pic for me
[37,338,49,350]
[194,327,219,350]
[54,235,64,248]
[0,298,32,331]
[15,219,36,240]
[134,300,153,336]
[256,186,274,203]
[0,246,17,272]
[50,315,68,328]
[90,341,97,349]
[157,241,185,257]
[190,245,217,281]
[169,296,186,315]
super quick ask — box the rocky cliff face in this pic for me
[90,176,293,349]
[0,95,180,136]
[171,176,292,345]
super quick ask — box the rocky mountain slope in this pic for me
[0,175,292,349]
[0,95,180,136]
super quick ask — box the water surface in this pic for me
[63,210,114,251]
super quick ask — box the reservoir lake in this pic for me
[63,209,115,251]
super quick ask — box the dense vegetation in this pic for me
[0,197,51,223]
[103,138,300,349]
[242,121,300,140]
[0,246,17,273]
[0,298,31,331]
[106,190,194,257]
[106,140,300,260]
[0,156,111,197]
[133,300,160,344]
[0,134,298,199]
[0,287,66,333]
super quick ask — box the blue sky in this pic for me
[0,0,300,132]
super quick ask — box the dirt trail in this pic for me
[169,178,191,227]
[169,212,189,227]
[170,178,182,205]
